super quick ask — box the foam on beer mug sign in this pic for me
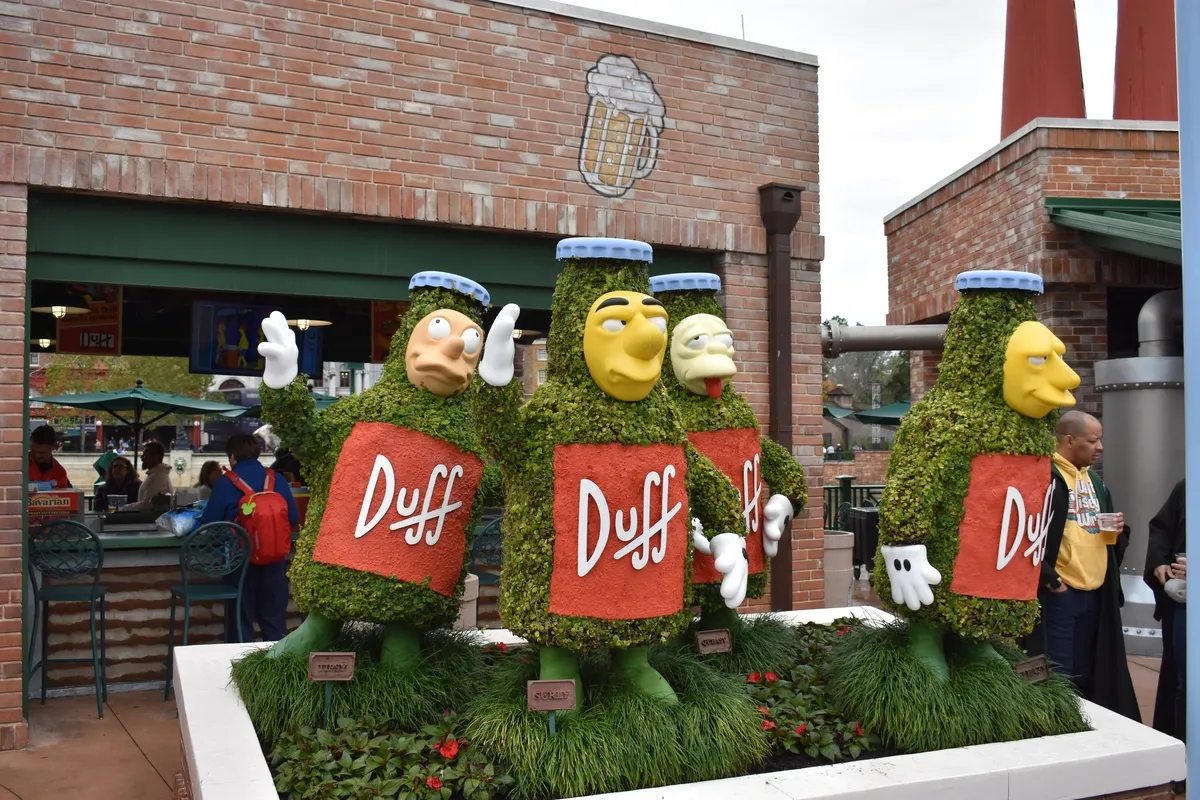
[526,679,578,712]
[308,652,356,682]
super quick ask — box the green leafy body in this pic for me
[473,259,741,650]
[655,289,808,608]
[873,290,1056,640]
[261,287,488,629]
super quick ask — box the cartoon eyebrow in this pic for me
[641,298,664,307]
[596,297,630,310]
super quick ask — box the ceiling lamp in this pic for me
[511,329,545,340]
[286,318,333,332]
[31,284,91,319]
[31,338,55,349]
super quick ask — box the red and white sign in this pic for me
[950,454,1053,601]
[550,442,689,620]
[312,422,483,597]
[686,428,765,584]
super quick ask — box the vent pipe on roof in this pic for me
[1000,0,1087,139]
[1113,0,1178,121]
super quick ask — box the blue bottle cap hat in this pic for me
[409,271,491,305]
[555,237,653,263]
[649,273,722,294]
[954,270,1043,295]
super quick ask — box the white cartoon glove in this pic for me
[258,311,299,390]
[691,518,749,609]
[762,494,793,559]
[881,544,942,611]
[480,303,520,387]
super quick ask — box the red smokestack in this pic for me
[1000,0,1087,139]
[1113,0,1178,121]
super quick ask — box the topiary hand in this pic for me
[480,303,520,387]
[762,494,792,558]
[691,518,748,609]
[881,544,942,611]
[258,311,299,390]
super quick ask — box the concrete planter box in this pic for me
[172,607,1185,800]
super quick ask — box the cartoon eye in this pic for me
[687,334,709,350]
[461,328,481,355]
[428,317,451,340]
[716,333,733,349]
[1028,356,1046,366]
[602,319,626,333]
[649,316,667,333]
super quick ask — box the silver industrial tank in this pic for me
[1094,290,1184,658]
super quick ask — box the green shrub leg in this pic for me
[379,623,422,671]
[611,646,679,704]
[267,612,339,660]
[539,645,584,703]
[697,604,739,634]
[959,637,1009,667]
[907,618,950,683]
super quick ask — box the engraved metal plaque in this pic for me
[307,652,357,682]
[695,628,733,655]
[526,679,578,712]
[1013,654,1050,683]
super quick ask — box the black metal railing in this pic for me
[822,478,885,531]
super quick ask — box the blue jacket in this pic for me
[198,459,299,529]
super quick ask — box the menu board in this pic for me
[57,285,122,356]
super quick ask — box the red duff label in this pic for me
[686,428,765,584]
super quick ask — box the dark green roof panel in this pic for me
[1045,197,1181,265]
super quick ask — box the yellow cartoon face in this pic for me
[582,291,668,402]
[405,309,483,397]
[670,313,736,398]
[1002,320,1081,418]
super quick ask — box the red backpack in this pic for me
[222,467,293,565]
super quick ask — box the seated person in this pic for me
[195,460,222,501]
[94,456,141,511]
[124,442,174,511]
[29,424,71,489]
[269,447,305,486]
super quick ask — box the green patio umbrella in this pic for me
[823,403,856,420]
[34,379,245,468]
[853,401,912,425]
[229,391,340,419]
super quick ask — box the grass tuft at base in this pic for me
[230,623,485,747]
[466,646,767,799]
[673,613,799,675]
[823,619,1087,753]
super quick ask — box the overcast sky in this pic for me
[565,0,1120,324]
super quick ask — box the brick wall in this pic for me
[0,0,825,736]
[821,450,889,486]
[886,121,1181,400]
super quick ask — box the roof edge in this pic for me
[488,0,819,67]
[883,118,1180,224]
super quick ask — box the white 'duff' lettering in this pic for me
[354,454,464,546]
[577,465,683,577]
[996,480,1054,571]
[741,454,762,534]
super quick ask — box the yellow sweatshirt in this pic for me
[1052,452,1112,591]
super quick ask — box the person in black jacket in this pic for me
[1022,411,1140,720]
[1144,479,1186,742]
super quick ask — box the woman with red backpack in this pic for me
[198,433,300,642]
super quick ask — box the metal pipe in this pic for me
[1173,0,1198,779]
[821,319,948,357]
[1137,289,1183,357]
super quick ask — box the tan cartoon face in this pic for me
[670,313,736,398]
[405,309,483,397]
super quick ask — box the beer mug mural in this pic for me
[578,55,666,198]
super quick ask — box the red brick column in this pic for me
[0,182,28,751]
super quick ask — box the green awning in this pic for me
[854,401,910,424]
[1046,198,1181,265]
[824,404,856,420]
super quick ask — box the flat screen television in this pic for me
[190,301,323,378]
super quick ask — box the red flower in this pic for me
[757,705,769,714]
[762,719,777,731]
[437,738,460,758]
[496,641,508,652]
[795,723,807,735]
[764,671,778,683]
[838,625,850,637]
[747,672,762,684]
[427,776,442,790]
[855,722,864,736]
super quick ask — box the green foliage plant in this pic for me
[652,282,808,620]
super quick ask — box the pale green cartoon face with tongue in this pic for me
[670,313,737,398]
